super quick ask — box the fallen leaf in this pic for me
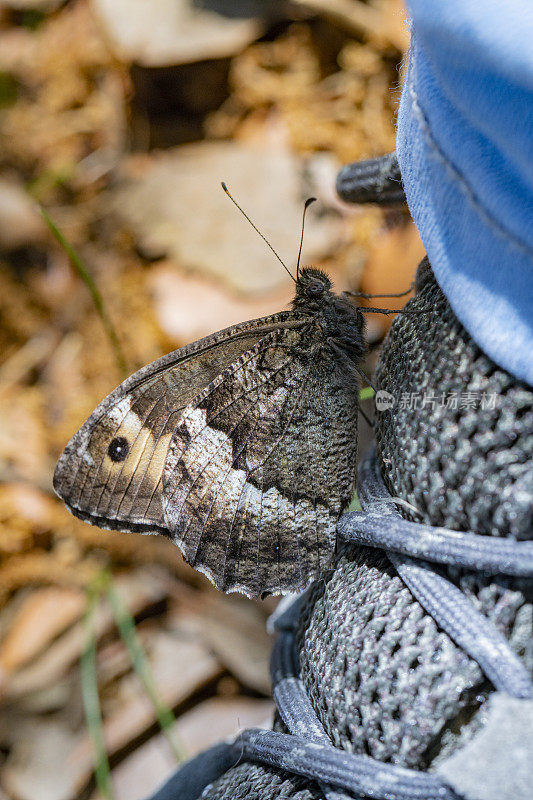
[0,386,53,488]
[0,586,85,676]
[0,482,63,533]
[1,568,169,700]
[72,623,222,777]
[113,142,346,294]
[0,177,46,250]
[292,0,409,52]
[97,697,274,800]
[0,330,58,397]
[183,593,272,695]
[2,717,86,800]
[147,260,294,344]
[92,0,267,67]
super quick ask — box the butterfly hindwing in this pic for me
[162,325,359,596]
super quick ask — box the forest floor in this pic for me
[0,2,422,798]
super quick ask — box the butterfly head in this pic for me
[293,267,366,363]
[293,267,332,308]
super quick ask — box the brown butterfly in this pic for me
[54,187,405,597]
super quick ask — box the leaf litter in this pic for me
[0,1,419,797]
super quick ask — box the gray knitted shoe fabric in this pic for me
[376,256,532,540]
[202,261,533,799]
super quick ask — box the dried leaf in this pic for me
[0,178,46,250]
[100,697,274,800]
[147,261,293,344]
[292,0,409,52]
[73,624,222,777]
[2,717,86,800]
[113,143,345,294]
[1,569,170,700]
[0,586,85,676]
[92,0,267,67]
[184,593,272,694]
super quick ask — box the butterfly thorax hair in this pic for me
[292,267,366,365]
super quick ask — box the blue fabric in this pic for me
[397,0,533,385]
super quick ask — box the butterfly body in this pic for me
[54,268,365,597]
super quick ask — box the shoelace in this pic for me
[149,447,532,800]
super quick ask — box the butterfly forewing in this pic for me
[53,313,304,535]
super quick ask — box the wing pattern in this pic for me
[54,312,360,596]
[163,326,359,596]
[53,314,302,533]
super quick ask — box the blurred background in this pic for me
[0,1,424,798]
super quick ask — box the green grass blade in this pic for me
[359,386,375,401]
[106,582,186,763]
[81,589,115,800]
[27,165,74,201]
[348,487,362,512]
[40,207,128,378]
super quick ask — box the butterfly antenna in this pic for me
[221,182,296,283]
[296,197,316,281]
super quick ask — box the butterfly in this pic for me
[54,186,408,597]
